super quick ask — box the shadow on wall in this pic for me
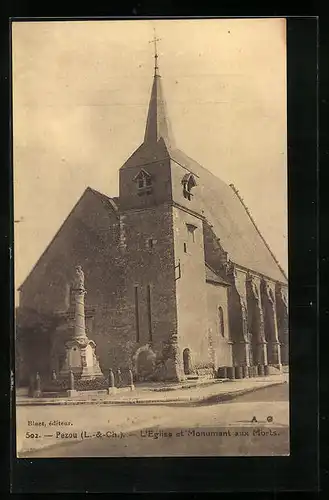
[15,307,63,387]
[132,343,180,383]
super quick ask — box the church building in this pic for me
[16,47,288,385]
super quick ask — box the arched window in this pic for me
[218,306,225,337]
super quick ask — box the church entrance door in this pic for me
[135,348,156,382]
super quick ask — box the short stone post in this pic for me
[69,370,75,390]
[107,368,117,395]
[109,369,115,388]
[218,367,227,379]
[242,365,249,378]
[28,374,34,397]
[117,368,123,388]
[67,369,77,397]
[128,369,134,391]
[257,364,265,377]
[234,366,243,379]
[248,366,254,378]
[34,372,41,398]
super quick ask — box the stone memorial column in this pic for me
[59,266,103,381]
[73,272,88,342]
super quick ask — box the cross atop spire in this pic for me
[144,29,175,147]
[148,28,161,76]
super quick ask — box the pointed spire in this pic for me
[144,30,175,148]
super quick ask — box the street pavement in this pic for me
[17,374,287,405]
[18,383,289,457]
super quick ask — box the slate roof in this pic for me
[144,69,176,148]
[88,188,120,213]
[168,147,288,284]
[205,265,231,287]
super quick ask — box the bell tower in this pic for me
[117,31,179,378]
[119,31,175,212]
[117,32,209,381]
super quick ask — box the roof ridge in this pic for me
[87,187,111,201]
[88,187,120,212]
[229,183,288,281]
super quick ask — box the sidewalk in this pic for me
[16,374,288,406]
[16,374,288,456]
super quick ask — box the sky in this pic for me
[12,18,287,294]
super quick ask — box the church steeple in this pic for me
[144,31,175,148]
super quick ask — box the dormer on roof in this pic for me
[182,173,197,200]
[133,168,153,196]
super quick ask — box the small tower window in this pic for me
[184,243,187,253]
[146,238,157,249]
[186,223,197,243]
[134,169,153,195]
[182,173,197,201]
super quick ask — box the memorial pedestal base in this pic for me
[59,337,103,382]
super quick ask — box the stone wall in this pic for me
[206,283,233,368]
[172,205,210,372]
[119,142,172,212]
[116,203,178,377]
